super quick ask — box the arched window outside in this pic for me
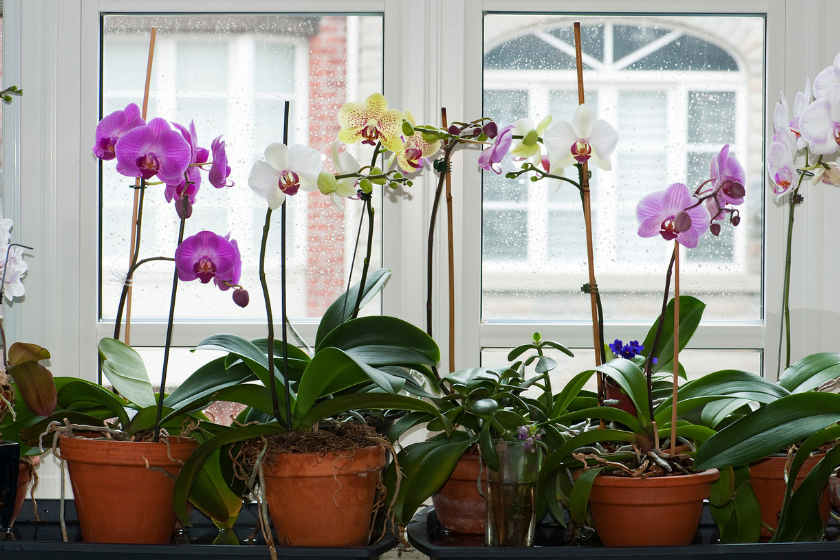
[482,17,764,325]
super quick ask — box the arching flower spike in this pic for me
[248,143,322,209]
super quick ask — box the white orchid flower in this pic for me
[799,85,840,155]
[543,103,618,171]
[248,143,322,210]
[813,53,840,99]
[510,115,552,165]
[317,142,361,211]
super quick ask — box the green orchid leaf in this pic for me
[731,474,762,543]
[778,352,840,394]
[656,424,716,446]
[595,360,650,426]
[189,448,242,529]
[316,316,439,365]
[552,406,646,435]
[57,379,129,428]
[8,342,50,366]
[173,423,286,525]
[98,338,156,408]
[695,393,840,470]
[701,398,753,429]
[669,369,789,404]
[299,393,451,434]
[479,423,500,471]
[569,467,604,526]
[709,466,735,508]
[641,296,705,373]
[164,359,255,411]
[426,406,464,432]
[384,411,433,443]
[7,361,57,418]
[162,384,274,425]
[21,411,107,446]
[543,471,567,526]
[551,370,597,418]
[315,268,390,349]
[125,405,182,436]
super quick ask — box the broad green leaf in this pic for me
[315,268,390,349]
[316,316,439,364]
[671,369,790,404]
[472,398,498,415]
[299,393,452,435]
[656,424,716,446]
[21,411,107,446]
[162,384,275,425]
[189,448,242,529]
[701,398,752,428]
[543,472,567,527]
[125,405,184,436]
[384,411,432,443]
[426,406,463,432]
[551,370,596,418]
[732,476,762,543]
[57,379,129,428]
[552,406,646,435]
[443,368,500,392]
[479,423,499,471]
[494,409,525,430]
[8,342,50,366]
[164,359,255,410]
[569,467,604,526]
[640,296,705,374]
[595,360,650,426]
[535,356,557,374]
[98,338,156,408]
[709,467,735,507]
[8,361,57,417]
[778,353,840,394]
[173,423,286,524]
[695,393,840,470]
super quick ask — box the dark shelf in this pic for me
[2,499,396,560]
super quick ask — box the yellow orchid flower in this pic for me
[337,93,406,153]
[510,115,552,162]
[393,110,441,173]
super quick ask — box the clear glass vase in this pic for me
[485,440,539,547]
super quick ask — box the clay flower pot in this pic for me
[10,455,40,526]
[59,436,198,544]
[431,453,488,534]
[604,378,638,417]
[750,454,830,540]
[262,444,386,546]
[588,469,719,546]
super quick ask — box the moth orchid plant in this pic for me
[766,52,840,374]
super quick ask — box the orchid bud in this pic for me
[448,124,461,136]
[233,288,249,308]
[472,127,482,137]
[731,215,741,226]
[483,121,498,139]
[422,132,439,143]
[727,181,746,198]
[523,129,539,146]
[673,211,692,233]
[710,223,721,236]
[175,197,193,220]
[359,178,373,193]
[317,171,338,195]
[369,167,386,185]
[402,121,415,137]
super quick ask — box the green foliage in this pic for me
[98,338,157,408]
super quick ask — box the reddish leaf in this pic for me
[7,361,57,416]
[8,343,50,366]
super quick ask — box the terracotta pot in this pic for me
[830,474,840,509]
[750,454,830,539]
[431,453,487,534]
[10,455,40,526]
[588,469,719,546]
[262,444,386,546]
[604,378,638,417]
[59,436,198,544]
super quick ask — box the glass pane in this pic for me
[101,15,384,323]
[482,15,764,322]
[481,347,762,396]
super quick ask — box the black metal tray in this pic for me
[2,499,397,559]
[407,506,840,559]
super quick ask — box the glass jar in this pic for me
[485,440,539,546]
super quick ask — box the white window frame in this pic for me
[6,0,840,389]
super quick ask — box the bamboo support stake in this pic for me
[573,23,605,404]
[124,27,157,345]
[670,240,680,456]
[441,108,456,374]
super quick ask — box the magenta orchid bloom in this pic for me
[209,135,234,188]
[636,183,710,248]
[706,145,746,221]
[175,231,238,284]
[214,233,242,292]
[93,103,145,161]
[115,117,191,183]
[478,124,515,174]
[165,121,208,204]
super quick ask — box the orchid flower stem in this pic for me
[112,257,176,346]
[153,194,187,442]
[280,201,293,430]
[339,204,366,328]
[258,207,284,428]
[112,183,146,342]
[352,196,375,319]
[644,246,677,433]
[349,142,381,321]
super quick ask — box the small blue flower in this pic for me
[609,339,624,357]
[629,340,644,354]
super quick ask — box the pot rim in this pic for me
[591,468,719,488]
[263,443,386,478]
